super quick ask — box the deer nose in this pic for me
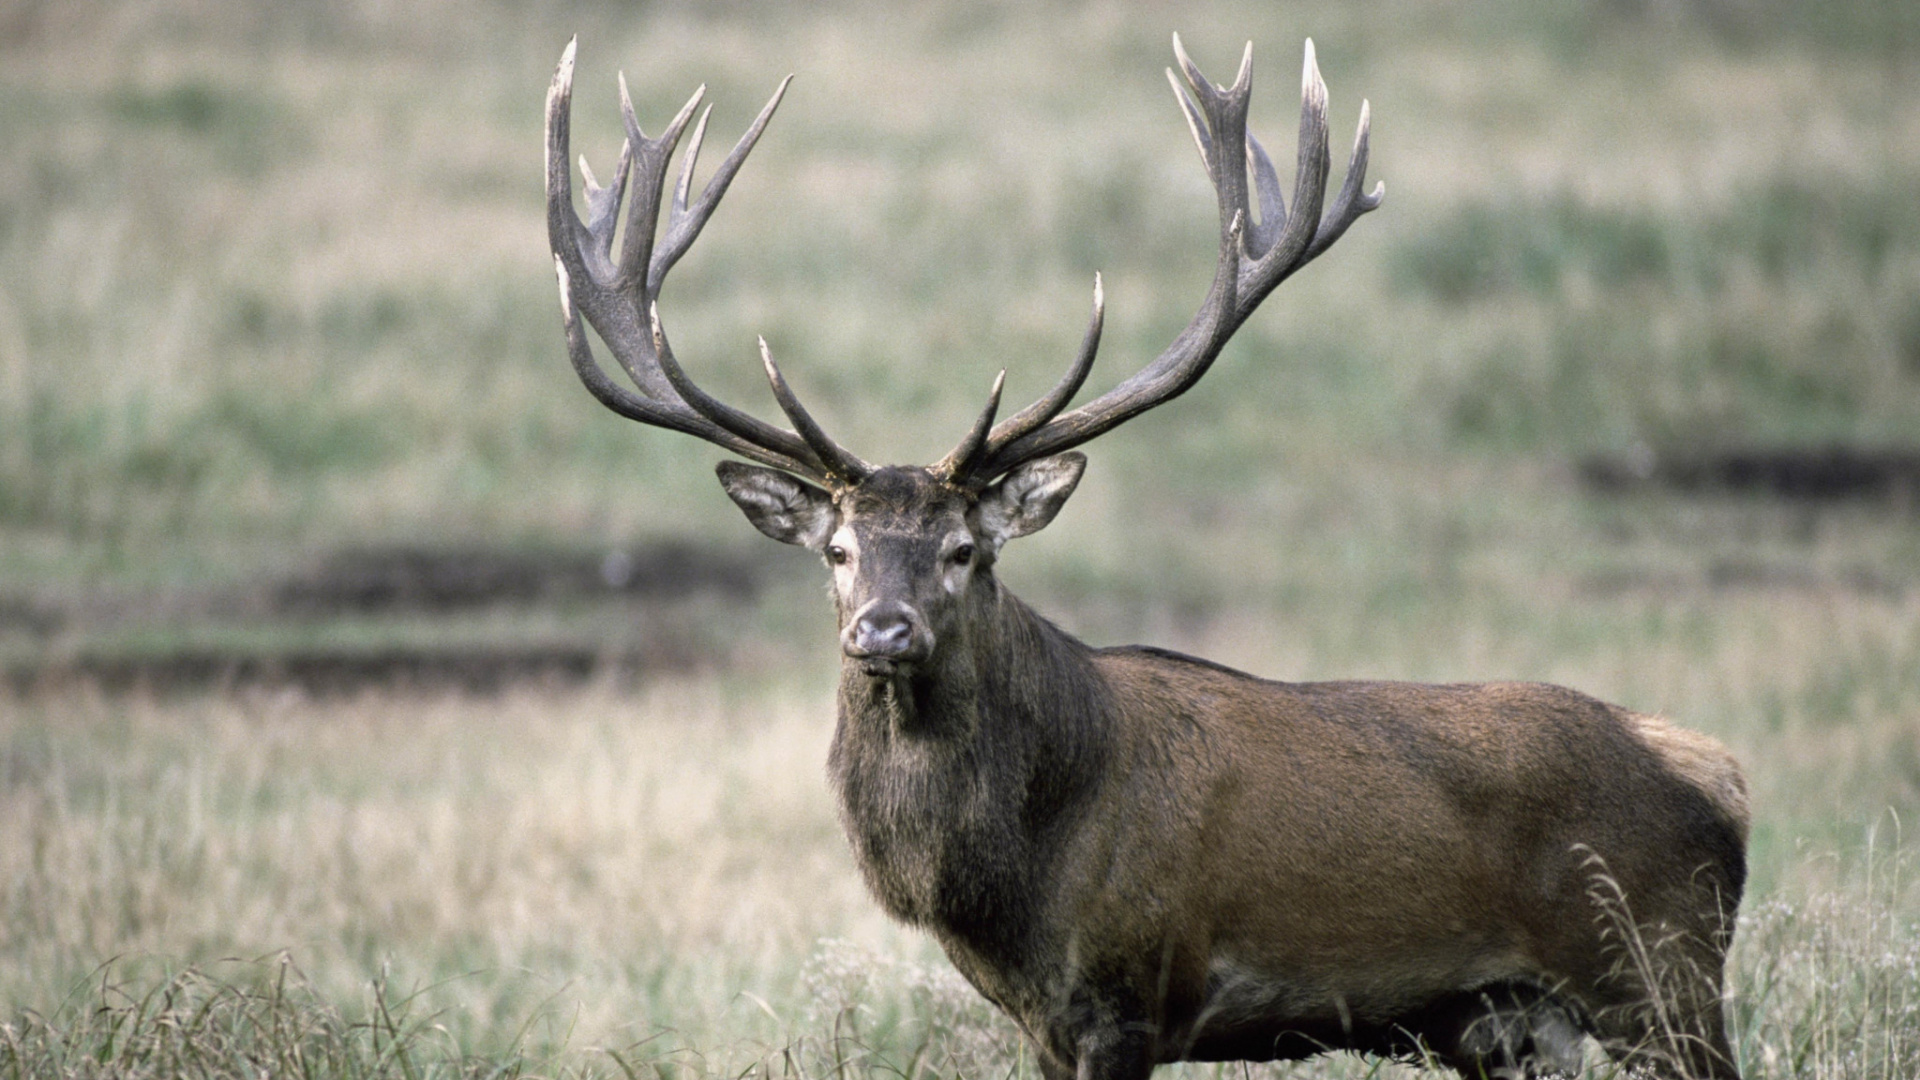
[859,617,912,655]
[843,600,929,661]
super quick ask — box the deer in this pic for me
[543,33,1749,1080]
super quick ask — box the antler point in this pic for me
[759,76,794,123]
[551,40,577,99]
[1302,39,1324,98]
[617,71,643,136]
[676,84,708,127]
[1171,32,1202,90]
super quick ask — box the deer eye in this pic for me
[952,543,974,566]
[827,545,850,566]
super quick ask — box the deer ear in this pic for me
[975,452,1086,551]
[716,462,836,549]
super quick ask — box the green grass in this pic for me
[1394,179,1920,450]
[3,0,1917,590]
[3,0,1919,1077]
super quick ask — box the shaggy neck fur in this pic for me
[827,573,1111,986]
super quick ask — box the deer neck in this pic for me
[827,578,1112,939]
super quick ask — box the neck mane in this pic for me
[826,576,1113,954]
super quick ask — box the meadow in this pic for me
[2,0,1918,1076]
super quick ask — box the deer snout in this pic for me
[842,600,933,673]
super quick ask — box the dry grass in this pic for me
[1,637,1915,1076]
[0,679,1013,1075]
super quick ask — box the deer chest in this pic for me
[829,723,1046,959]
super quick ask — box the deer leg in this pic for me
[1025,1032,1076,1080]
[1070,1026,1157,1080]
[1414,985,1588,1080]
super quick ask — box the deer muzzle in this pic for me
[842,600,934,675]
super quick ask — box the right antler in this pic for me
[936,36,1383,489]
[546,40,873,488]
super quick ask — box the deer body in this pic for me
[848,643,1748,1072]
[543,36,1748,1079]
[812,469,1745,1078]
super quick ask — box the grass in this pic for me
[0,678,1914,1078]
[3,0,1919,1076]
[3,0,1917,591]
[2,960,556,1080]
[1393,179,1920,450]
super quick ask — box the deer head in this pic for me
[545,34,1381,677]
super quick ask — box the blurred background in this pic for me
[1,0,1916,1076]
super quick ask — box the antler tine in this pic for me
[546,41,595,275]
[932,370,1007,483]
[975,274,1104,464]
[1244,131,1285,258]
[577,138,632,269]
[673,103,713,221]
[1305,98,1385,261]
[641,302,839,472]
[652,75,792,296]
[615,72,704,294]
[546,41,866,487]
[1244,39,1330,295]
[552,259,823,478]
[760,338,876,482]
[1168,71,1210,174]
[958,36,1380,486]
[550,41,669,403]
[971,210,1243,481]
[1169,34,1254,255]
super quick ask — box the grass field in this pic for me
[3,0,1919,1076]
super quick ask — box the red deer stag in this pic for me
[544,34,1748,1080]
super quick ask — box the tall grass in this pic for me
[0,678,1913,1078]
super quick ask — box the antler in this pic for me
[935,36,1383,488]
[546,40,873,488]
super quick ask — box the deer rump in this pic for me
[835,644,1748,1076]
